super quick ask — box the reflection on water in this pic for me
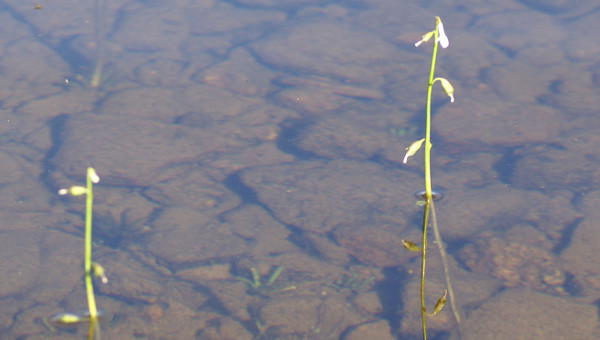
[0,0,599,339]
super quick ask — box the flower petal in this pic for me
[437,20,449,48]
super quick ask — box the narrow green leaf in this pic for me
[234,276,257,288]
[267,265,285,286]
[250,267,261,287]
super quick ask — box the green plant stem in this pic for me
[419,18,461,339]
[423,19,439,200]
[419,199,430,340]
[84,168,98,328]
[419,18,440,340]
[87,317,99,340]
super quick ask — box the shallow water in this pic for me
[0,0,599,339]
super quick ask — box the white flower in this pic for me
[415,17,449,49]
[436,19,449,48]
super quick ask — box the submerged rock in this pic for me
[457,237,566,294]
[450,288,599,339]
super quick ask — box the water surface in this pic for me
[0,0,599,339]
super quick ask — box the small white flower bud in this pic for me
[59,186,87,196]
[437,78,455,102]
[92,262,108,284]
[415,31,434,47]
[88,167,100,184]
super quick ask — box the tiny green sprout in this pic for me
[403,138,425,164]
[235,265,296,295]
[255,319,268,335]
[389,126,417,137]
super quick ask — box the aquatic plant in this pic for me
[49,167,107,339]
[402,16,460,339]
[326,272,375,293]
[389,125,417,137]
[235,265,296,296]
[251,317,284,340]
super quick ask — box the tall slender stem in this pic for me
[420,199,430,340]
[84,167,98,334]
[419,17,441,340]
[423,19,439,201]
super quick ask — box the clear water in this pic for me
[0,0,598,339]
